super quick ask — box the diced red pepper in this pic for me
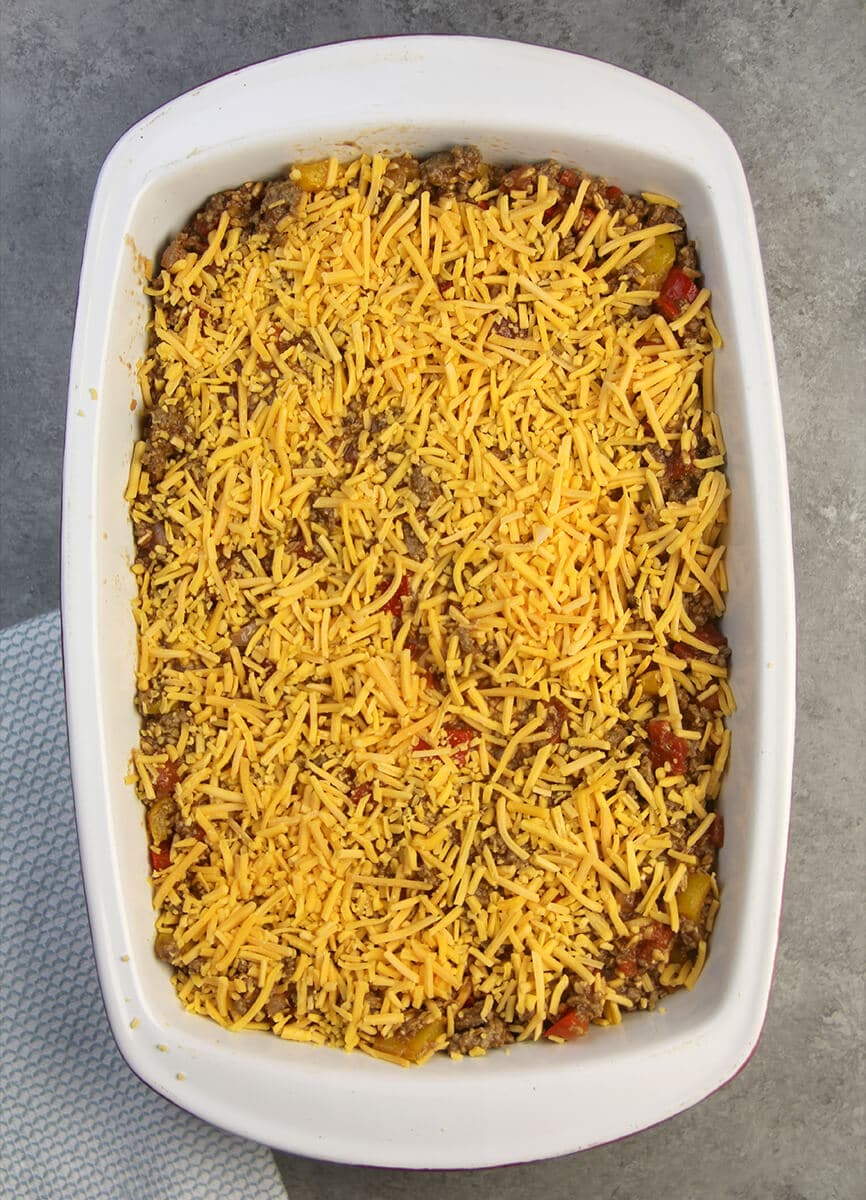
[544,1009,590,1041]
[559,168,579,190]
[672,623,728,662]
[476,198,490,210]
[413,728,474,764]
[605,185,623,201]
[150,843,172,871]
[380,574,410,618]
[544,698,568,744]
[637,921,674,963]
[153,759,178,799]
[702,689,722,712]
[694,623,727,648]
[665,450,694,484]
[444,724,474,766]
[581,205,598,227]
[648,718,688,775]
[655,266,699,322]
[543,200,567,225]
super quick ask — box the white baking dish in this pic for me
[62,37,795,1168]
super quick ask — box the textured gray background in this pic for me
[2,1,864,1197]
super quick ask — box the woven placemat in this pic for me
[0,611,287,1200]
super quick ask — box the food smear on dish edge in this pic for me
[126,147,732,1065]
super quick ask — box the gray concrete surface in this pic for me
[2,1,863,1197]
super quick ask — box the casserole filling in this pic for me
[127,147,731,1063]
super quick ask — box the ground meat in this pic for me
[484,831,519,867]
[660,450,702,503]
[560,978,605,1022]
[677,241,699,271]
[140,705,188,752]
[230,619,260,649]
[256,178,301,231]
[384,155,420,190]
[499,164,537,194]
[618,192,649,221]
[133,518,167,563]
[611,262,644,288]
[197,184,259,236]
[159,184,260,270]
[229,987,258,1020]
[141,403,190,484]
[394,1009,434,1040]
[684,587,718,626]
[455,624,481,656]
[683,315,711,343]
[403,527,425,559]
[678,917,701,951]
[411,862,440,886]
[174,814,205,841]
[646,202,687,247]
[637,748,655,786]
[490,317,526,339]
[535,159,563,186]
[160,232,202,270]
[154,932,181,964]
[409,463,439,505]
[453,1001,485,1032]
[448,1015,512,1054]
[419,145,484,192]
[365,989,385,1015]
[665,472,701,504]
[265,982,297,1020]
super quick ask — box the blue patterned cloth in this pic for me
[0,612,287,1200]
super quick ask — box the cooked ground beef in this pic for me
[256,178,302,230]
[140,403,189,483]
[419,144,484,193]
[646,202,687,247]
[448,1015,513,1054]
[409,463,440,505]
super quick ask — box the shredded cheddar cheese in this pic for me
[128,151,731,1062]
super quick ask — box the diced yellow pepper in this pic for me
[294,160,330,193]
[678,870,712,922]
[640,670,662,697]
[372,1017,447,1064]
[146,795,177,845]
[636,232,676,288]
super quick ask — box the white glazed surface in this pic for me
[62,37,795,1168]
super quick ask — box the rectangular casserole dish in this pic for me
[62,36,795,1168]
